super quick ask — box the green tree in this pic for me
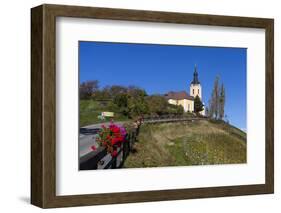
[127,86,147,97]
[128,95,148,118]
[218,83,226,120]
[213,76,220,119]
[113,93,129,116]
[92,89,111,100]
[194,95,204,114]
[126,87,148,118]
[108,85,128,97]
[167,104,184,115]
[146,95,168,115]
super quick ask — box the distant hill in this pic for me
[124,119,246,168]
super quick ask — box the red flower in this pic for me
[111,137,119,145]
[91,145,96,151]
[111,150,118,157]
[113,127,120,133]
[97,121,127,156]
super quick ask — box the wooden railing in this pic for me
[79,128,139,170]
[143,115,205,124]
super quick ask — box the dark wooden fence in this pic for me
[79,128,139,170]
[143,115,205,124]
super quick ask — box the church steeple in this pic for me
[191,64,200,84]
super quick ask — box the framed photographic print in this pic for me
[31,4,274,208]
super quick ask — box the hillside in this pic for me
[123,120,246,168]
[80,99,129,126]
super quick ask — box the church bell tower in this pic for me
[190,64,202,100]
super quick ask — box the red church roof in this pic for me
[165,91,194,100]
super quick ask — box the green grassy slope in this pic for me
[80,99,129,127]
[124,120,246,168]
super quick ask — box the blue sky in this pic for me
[79,41,247,130]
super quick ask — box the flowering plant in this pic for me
[94,122,127,157]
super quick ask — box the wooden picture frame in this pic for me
[31,4,274,208]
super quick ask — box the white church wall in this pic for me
[182,99,194,112]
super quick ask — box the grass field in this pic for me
[80,99,129,127]
[123,120,246,168]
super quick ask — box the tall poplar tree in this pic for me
[218,83,225,120]
[208,76,226,120]
[213,76,220,119]
[208,76,220,119]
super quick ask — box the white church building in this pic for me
[165,65,205,115]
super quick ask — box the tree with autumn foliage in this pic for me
[79,80,99,99]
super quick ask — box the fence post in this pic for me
[111,155,117,169]
[131,130,136,148]
[79,147,108,170]
[123,135,129,160]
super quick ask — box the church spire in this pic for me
[191,64,200,84]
